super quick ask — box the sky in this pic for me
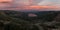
[0,0,60,10]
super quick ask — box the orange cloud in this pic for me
[2,6,59,10]
[0,0,13,3]
[0,5,60,11]
[17,6,59,10]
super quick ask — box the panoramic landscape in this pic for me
[0,10,60,30]
[0,0,60,30]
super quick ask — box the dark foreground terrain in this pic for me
[0,10,60,30]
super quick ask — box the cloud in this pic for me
[38,0,60,6]
[0,0,60,10]
[0,0,30,8]
[28,0,42,5]
[13,0,30,6]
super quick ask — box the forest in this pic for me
[0,10,60,30]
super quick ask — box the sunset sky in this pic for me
[0,0,60,10]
